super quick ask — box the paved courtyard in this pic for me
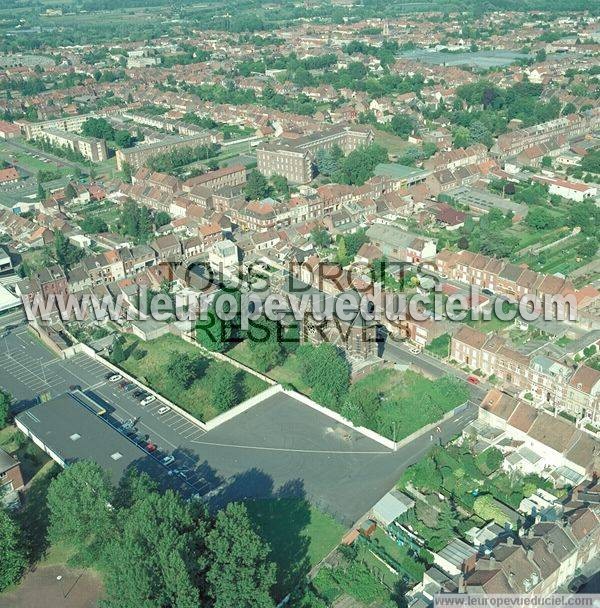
[1,325,476,524]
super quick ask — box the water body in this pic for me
[398,49,530,68]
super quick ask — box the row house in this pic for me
[15,265,69,312]
[436,249,575,303]
[73,245,156,288]
[462,506,600,594]
[452,326,600,424]
[423,143,488,172]
[182,164,246,193]
[491,110,599,159]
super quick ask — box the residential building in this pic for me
[452,327,600,425]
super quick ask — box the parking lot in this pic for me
[1,325,476,523]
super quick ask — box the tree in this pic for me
[54,230,84,269]
[390,114,415,138]
[80,216,108,234]
[37,180,46,202]
[248,318,284,372]
[110,337,126,365]
[270,174,289,199]
[121,161,133,184]
[82,117,115,141]
[102,490,203,608]
[310,227,331,249]
[47,460,114,563]
[336,237,348,266]
[64,182,77,201]
[0,509,26,591]
[244,169,270,200]
[577,238,598,259]
[0,389,10,429]
[314,148,340,176]
[114,130,133,148]
[297,343,351,410]
[334,144,388,186]
[206,502,275,608]
[525,207,556,231]
[166,351,203,390]
[154,211,171,228]
[196,290,241,353]
[208,365,238,412]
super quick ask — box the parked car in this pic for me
[140,395,156,406]
[108,374,122,382]
[466,375,479,385]
[69,384,82,391]
[146,442,157,453]
[157,406,171,416]
[133,390,145,398]
[409,345,421,354]
[118,380,129,390]
[482,288,494,296]
[161,455,175,466]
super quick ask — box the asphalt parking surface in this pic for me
[1,326,477,524]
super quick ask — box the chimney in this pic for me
[507,572,516,588]
[507,537,514,546]
[547,541,554,554]
[526,548,534,561]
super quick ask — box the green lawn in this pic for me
[0,425,51,483]
[118,334,268,422]
[373,129,413,156]
[354,368,469,441]
[244,498,345,599]
[228,342,312,395]
[425,333,451,358]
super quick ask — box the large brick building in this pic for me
[257,124,373,184]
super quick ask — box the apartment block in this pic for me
[257,124,373,184]
[116,132,214,171]
[40,129,108,162]
[16,113,93,140]
[491,110,599,160]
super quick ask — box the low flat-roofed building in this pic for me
[15,392,185,491]
[371,489,415,527]
[446,185,528,219]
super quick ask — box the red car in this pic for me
[146,442,157,453]
[466,375,479,385]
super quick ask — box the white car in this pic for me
[108,374,122,382]
[161,455,175,466]
[409,346,422,354]
[140,395,156,406]
[157,406,171,416]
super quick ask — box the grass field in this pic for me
[373,129,414,156]
[354,368,469,441]
[118,334,268,421]
[0,141,69,177]
[245,498,345,598]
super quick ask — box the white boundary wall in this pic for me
[61,337,470,454]
[283,388,398,451]
[65,343,209,432]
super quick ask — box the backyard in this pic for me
[116,334,268,421]
[397,442,561,551]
